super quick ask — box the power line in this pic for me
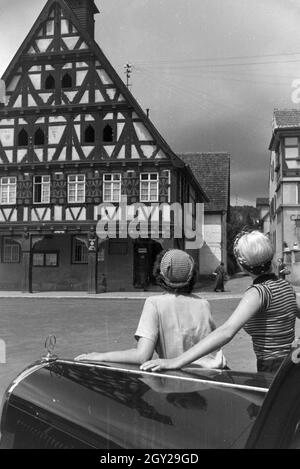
[133,50,300,66]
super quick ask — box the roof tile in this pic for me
[178,153,230,212]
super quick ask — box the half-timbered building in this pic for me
[0,0,208,292]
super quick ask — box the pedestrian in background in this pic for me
[213,262,227,292]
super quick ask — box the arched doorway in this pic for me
[133,239,163,290]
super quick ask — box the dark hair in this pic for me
[153,249,197,294]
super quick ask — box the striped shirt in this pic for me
[244,274,297,361]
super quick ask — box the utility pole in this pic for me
[124,63,132,89]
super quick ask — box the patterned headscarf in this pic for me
[160,249,195,288]
[233,231,273,275]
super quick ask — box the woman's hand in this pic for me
[140,358,179,372]
[74,352,105,362]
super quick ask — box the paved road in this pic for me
[0,296,299,406]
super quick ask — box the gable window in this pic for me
[67,174,85,203]
[45,74,55,90]
[103,174,121,202]
[34,128,45,146]
[17,129,28,146]
[284,137,299,159]
[2,238,20,263]
[33,175,50,204]
[62,72,73,89]
[0,177,16,204]
[140,173,158,202]
[103,124,114,142]
[84,125,95,144]
[72,237,88,264]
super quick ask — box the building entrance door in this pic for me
[133,239,162,289]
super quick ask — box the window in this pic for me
[62,72,72,89]
[33,252,58,267]
[68,174,85,203]
[103,124,114,142]
[33,175,50,204]
[2,238,20,263]
[34,128,45,146]
[0,177,16,204]
[84,125,95,144]
[140,173,158,202]
[284,137,299,159]
[17,129,28,146]
[103,174,121,202]
[72,238,88,264]
[45,74,55,90]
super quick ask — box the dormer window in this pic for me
[34,128,45,146]
[62,72,73,89]
[284,137,299,159]
[45,74,55,90]
[84,125,95,144]
[17,129,28,146]
[103,124,113,142]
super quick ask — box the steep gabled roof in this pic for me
[1,0,184,168]
[179,153,230,212]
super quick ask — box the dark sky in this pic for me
[1,0,300,205]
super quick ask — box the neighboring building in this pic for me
[256,197,270,235]
[179,153,230,274]
[0,0,208,292]
[269,109,300,283]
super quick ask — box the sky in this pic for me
[1,0,300,206]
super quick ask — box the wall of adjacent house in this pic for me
[199,213,222,275]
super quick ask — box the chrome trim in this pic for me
[57,359,269,394]
[6,362,48,395]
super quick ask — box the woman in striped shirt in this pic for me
[141,230,300,374]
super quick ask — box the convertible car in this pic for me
[0,336,300,449]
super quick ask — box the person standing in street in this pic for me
[213,262,227,292]
[277,258,290,280]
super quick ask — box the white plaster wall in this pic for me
[199,213,222,274]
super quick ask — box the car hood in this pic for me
[4,360,272,449]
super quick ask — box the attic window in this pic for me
[17,129,28,146]
[45,74,55,90]
[62,72,72,89]
[284,137,299,159]
[34,128,45,146]
[103,124,114,143]
[84,125,95,144]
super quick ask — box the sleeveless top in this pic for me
[244,274,297,361]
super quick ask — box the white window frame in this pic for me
[33,175,50,204]
[0,177,17,205]
[140,172,159,202]
[67,174,85,203]
[103,173,121,202]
